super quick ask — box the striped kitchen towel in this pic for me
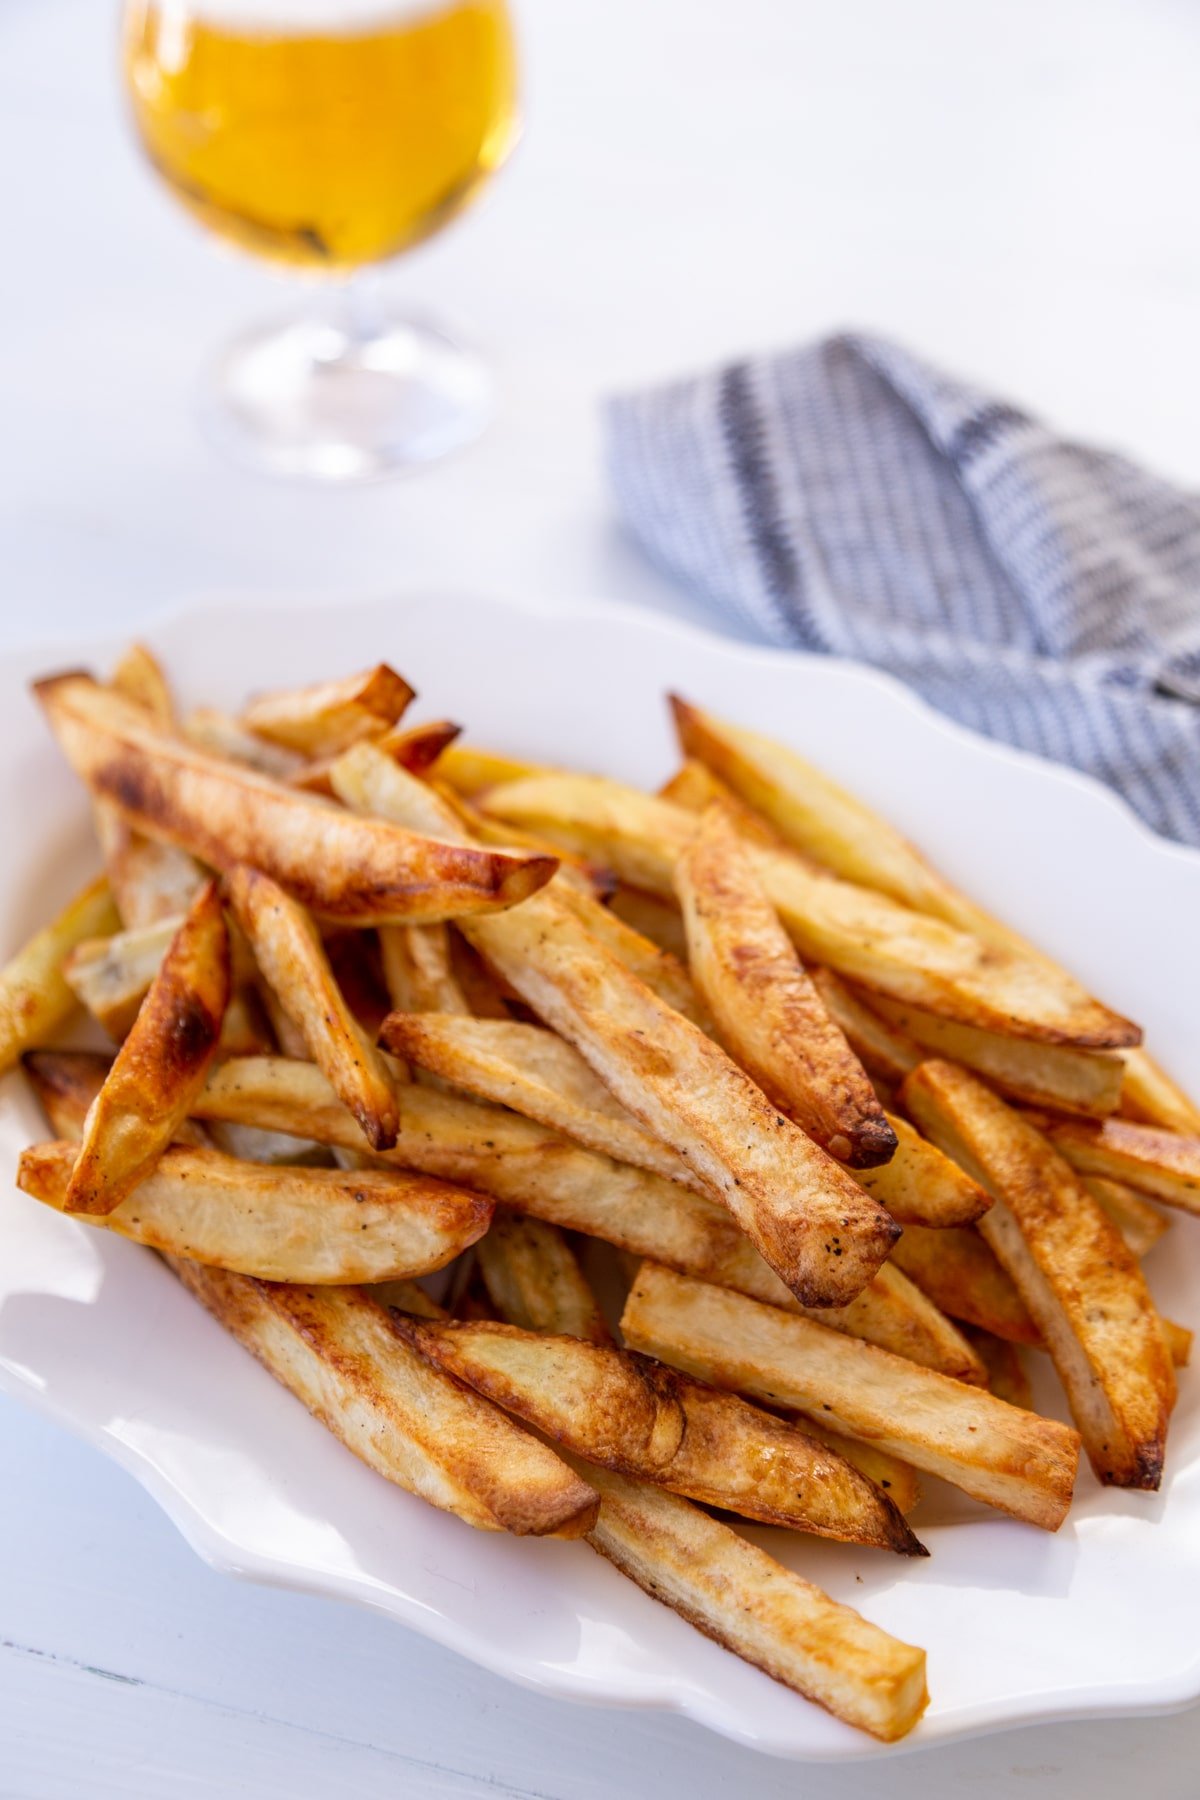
[605,333,1200,846]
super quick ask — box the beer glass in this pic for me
[122,1,519,478]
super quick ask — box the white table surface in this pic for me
[3,0,1200,1793]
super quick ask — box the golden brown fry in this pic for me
[242,663,415,756]
[379,922,470,1016]
[193,1059,983,1376]
[866,992,1125,1117]
[464,887,901,1309]
[63,881,230,1215]
[476,1211,613,1344]
[855,1113,990,1228]
[792,1417,922,1516]
[369,1277,448,1318]
[227,866,399,1150]
[903,1060,1175,1488]
[553,882,708,1026]
[64,915,188,1040]
[93,649,206,929]
[379,1013,695,1189]
[961,1328,1033,1410]
[0,875,119,1074]
[1080,1176,1169,1257]
[396,1318,925,1555]
[481,774,1139,1050]
[169,1262,596,1537]
[22,1048,112,1137]
[1029,1111,1200,1216]
[676,806,896,1168]
[447,930,512,1019]
[809,967,921,1086]
[1120,1046,1200,1135]
[110,644,176,727]
[607,885,689,960]
[660,758,796,852]
[184,707,309,779]
[577,1463,928,1741]
[293,719,462,797]
[1163,1319,1193,1368]
[397,1319,686,1470]
[622,1264,1081,1529]
[35,675,556,925]
[330,747,898,1308]
[436,743,551,796]
[671,697,1005,934]
[329,745,703,1018]
[20,1138,492,1283]
[889,1223,1040,1344]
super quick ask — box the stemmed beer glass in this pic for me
[123,1,519,479]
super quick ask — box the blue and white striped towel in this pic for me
[606,333,1200,846]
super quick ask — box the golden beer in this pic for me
[123,1,518,270]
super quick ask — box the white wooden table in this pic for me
[3,0,1200,1792]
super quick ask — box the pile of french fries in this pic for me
[5,650,1199,1744]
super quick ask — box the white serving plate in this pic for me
[2,590,1199,1763]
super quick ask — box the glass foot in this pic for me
[200,304,492,481]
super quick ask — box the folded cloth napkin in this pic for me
[606,333,1200,847]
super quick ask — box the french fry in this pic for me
[19,1139,492,1283]
[865,993,1124,1117]
[331,747,898,1309]
[192,1058,983,1377]
[576,1464,928,1741]
[63,881,230,1215]
[809,967,920,1086]
[889,1224,1040,1344]
[35,674,557,925]
[553,882,708,1026]
[660,758,796,853]
[22,1049,112,1137]
[1164,1319,1193,1368]
[621,1265,1081,1529]
[1080,1176,1169,1257]
[436,743,551,796]
[93,648,206,930]
[292,719,462,797]
[463,888,902,1307]
[476,1211,612,1344]
[227,867,400,1150]
[63,916,183,1039]
[322,929,392,1040]
[855,1113,990,1229]
[480,774,1139,1050]
[328,744,704,1019]
[379,1014,696,1189]
[903,1061,1175,1488]
[793,1417,922,1516]
[369,1277,447,1318]
[241,663,415,756]
[961,1329,1033,1411]
[184,707,308,780]
[379,923,470,1016]
[169,1261,597,1537]
[0,875,119,1074]
[676,805,897,1169]
[1120,1047,1200,1135]
[607,885,689,961]
[670,698,1018,934]
[671,702,1200,1127]
[109,644,176,726]
[447,930,512,1019]
[1029,1112,1200,1217]
[395,1318,925,1555]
